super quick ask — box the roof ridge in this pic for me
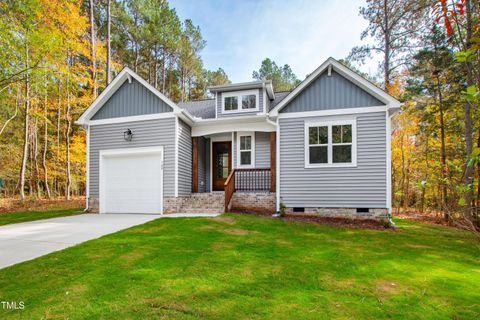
[179,98,215,103]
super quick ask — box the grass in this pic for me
[0,214,479,319]
[0,208,83,226]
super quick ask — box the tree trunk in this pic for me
[33,118,41,198]
[19,41,30,200]
[65,51,71,200]
[462,0,474,221]
[89,0,97,97]
[56,81,61,196]
[383,0,390,91]
[161,51,167,94]
[106,0,111,85]
[43,72,51,199]
[436,75,448,220]
[0,90,19,137]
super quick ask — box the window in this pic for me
[305,120,356,167]
[237,132,255,168]
[222,90,259,113]
[241,94,256,109]
[224,96,238,111]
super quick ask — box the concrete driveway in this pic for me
[0,213,216,269]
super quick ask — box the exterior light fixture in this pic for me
[123,129,133,141]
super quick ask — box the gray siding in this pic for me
[89,117,176,198]
[281,70,384,113]
[217,89,264,118]
[92,78,172,120]
[279,112,387,208]
[178,119,192,196]
[232,131,270,168]
[255,132,270,168]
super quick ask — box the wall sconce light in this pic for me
[123,129,134,141]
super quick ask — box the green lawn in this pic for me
[0,214,478,319]
[0,208,83,226]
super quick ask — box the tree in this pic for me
[433,0,480,222]
[206,68,230,87]
[348,0,428,91]
[252,58,301,91]
[106,0,111,85]
[405,26,462,219]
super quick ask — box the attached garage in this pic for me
[99,147,164,214]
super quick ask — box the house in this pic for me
[76,57,401,220]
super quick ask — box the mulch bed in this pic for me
[231,211,392,230]
[281,215,392,230]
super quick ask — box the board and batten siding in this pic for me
[281,70,384,113]
[177,119,192,196]
[92,78,172,120]
[216,89,264,118]
[89,117,176,199]
[279,112,387,208]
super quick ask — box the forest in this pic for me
[0,0,479,228]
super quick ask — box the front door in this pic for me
[212,141,231,191]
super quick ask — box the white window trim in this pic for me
[221,90,259,114]
[236,131,255,168]
[304,119,357,168]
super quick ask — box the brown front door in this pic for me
[212,141,231,191]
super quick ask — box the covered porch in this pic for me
[190,117,276,212]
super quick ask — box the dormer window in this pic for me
[221,90,259,113]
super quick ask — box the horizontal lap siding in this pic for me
[255,132,270,168]
[178,120,192,196]
[217,89,263,118]
[92,78,172,120]
[89,117,176,198]
[279,112,387,208]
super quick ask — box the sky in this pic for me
[169,0,381,83]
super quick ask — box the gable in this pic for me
[91,78,173,120]
[280,70,385,113]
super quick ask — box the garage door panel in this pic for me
[101,149,163,214]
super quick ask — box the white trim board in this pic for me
[304,118,357,168]
[85,125,90,210]
[236,131,255,168]
[221,89,260,114]
[99,146,164,214]
[276,106,387,119]
[88,112,176,126]
[174,117,179,197]
[269,57,402,117]
[386,111,393,213]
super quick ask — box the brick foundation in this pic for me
[164,192,224,214]
[87,197,99,213]
[230,192,276,214]
[284,207,388,220]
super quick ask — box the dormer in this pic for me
[208,80,275,118]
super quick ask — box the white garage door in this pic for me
[100,147,163,214]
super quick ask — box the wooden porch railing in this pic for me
[224,170,236,212]
[224,168,273,212]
